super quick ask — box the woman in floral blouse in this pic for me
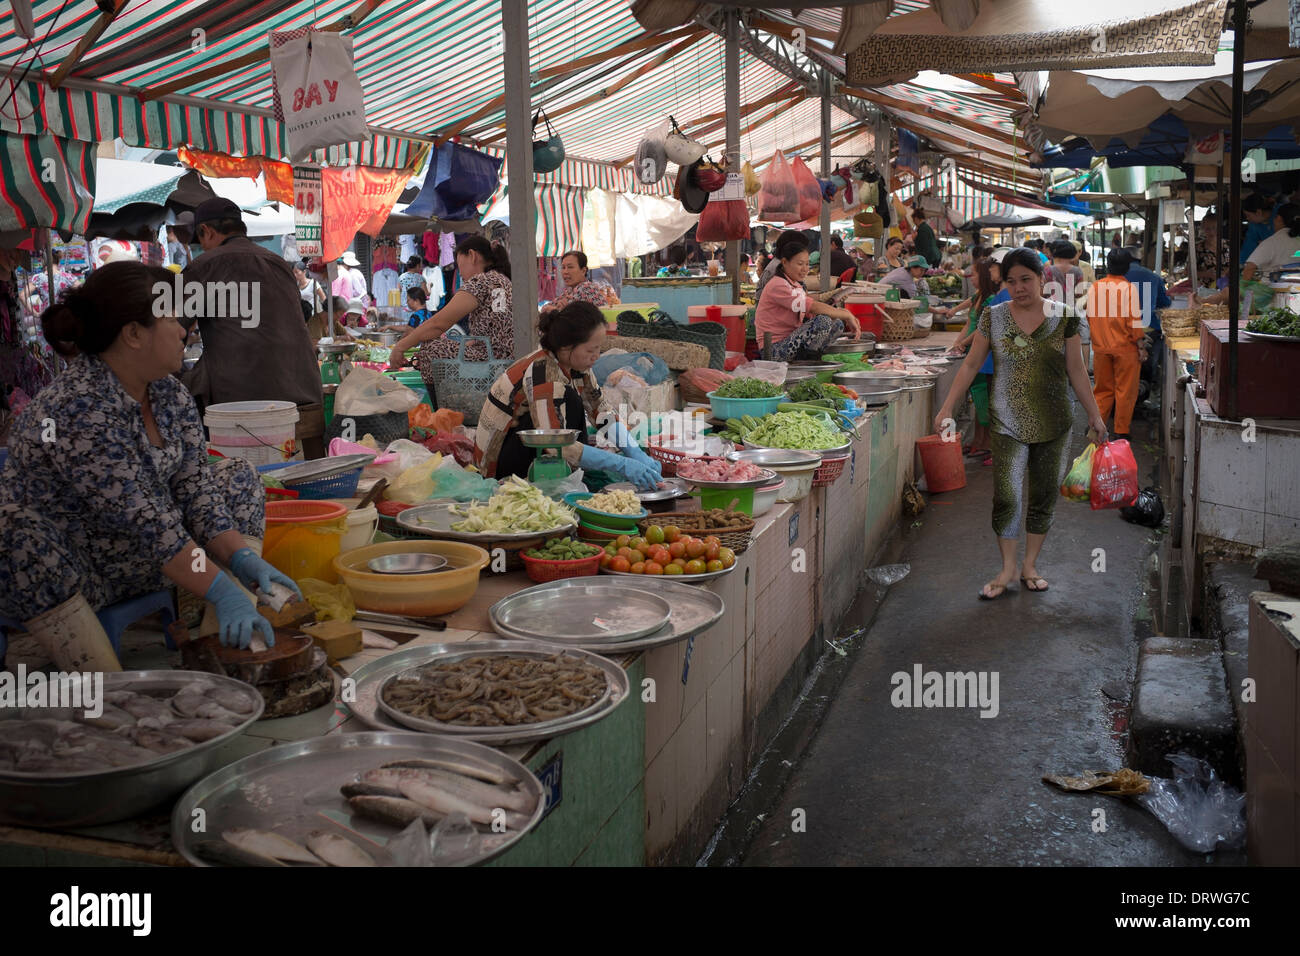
[542,250,618,313]
[934,249,1108,601]
[0,263,299,669]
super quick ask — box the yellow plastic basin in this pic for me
[333,540,490,616]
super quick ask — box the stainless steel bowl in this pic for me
[821,340,876,355]
[367,552,449,574]
[833,370,908,389]
[726,448,823,468]
[516,428,580,448]
[859,385,902,406]
[368,330,405,346]
[0,671,264,829]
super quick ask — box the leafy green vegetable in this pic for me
[1246,307,1300,337]
[526,539,601,560]
[449,476,575,533]
[787,380,853,404]
[713,378,785,399]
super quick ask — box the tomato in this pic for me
[663,563,683,575]
[668,541,686,559]
[685,539,706,559]
[645,526,665,545]
[684,559,707,575]
[610,557,631,573]
[704,542,720,561]
[644,561,663,575]
[600,553,614,569]
[651,547,671,566]
[616,547,634,562]
[663,525,681,543]
[630,536,648,554]
[631,562,646,574]
[717,547,736,569]
[706,559,724,573]
[615,534,631,549]
[703,535,721,549]
[605,544,618,556]
[627,549,644,564]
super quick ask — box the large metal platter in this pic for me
[489,576,725,652]
[0,670,263,829]
[677,466,779,490]
[272,453,376,485]
[1242,329,1300,343]
[726,447,823,468]
[744,437,852,457]
[171,732,543,867]
[397,500,576,543]
[599,562,737,585]
[371,640,629,744]
[900,378,936,392]
[493,583,672,642]
[636,477,691,502]
[516,428,579,448]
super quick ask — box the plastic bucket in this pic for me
[383,369,431,407]
[916,434,967,493]
[204,400,300,466]
[328,498,379,553]
[264,500,348,584]
[688,305,747,352]
[846,302,884,338]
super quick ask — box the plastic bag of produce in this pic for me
[335,366,421,415]
[298,578,356,623]
[741,160,761,196]
[427,458,498,501]
[592,351,669,387]
[1059,442,1095,502]
[1089,439,1139,510]
[697,195,751,241]
[384,453,445,503]
[757,150,800,223]
[729,359,788,385]
[789,156,823,223]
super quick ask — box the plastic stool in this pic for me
[0,589,178,665]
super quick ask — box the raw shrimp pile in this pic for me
[676,458,765,482]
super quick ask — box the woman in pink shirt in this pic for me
[755,231,860,361]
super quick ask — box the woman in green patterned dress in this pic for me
[935,249,1108,600]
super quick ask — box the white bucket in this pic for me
[203,400,300,466]
[330,499,379,552]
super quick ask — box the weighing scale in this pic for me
[516,428,579,483]
[318,341,359,387]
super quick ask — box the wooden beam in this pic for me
[49,0,129,90]
[139,0,388,101]
[478,33,701,146]
[534,26,702,80]
[611,86,803,166]
[842,86,1028,156]
[954,73,1026,104]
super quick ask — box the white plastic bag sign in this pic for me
[270,29,369,162]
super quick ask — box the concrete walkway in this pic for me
[742,411,1240,866]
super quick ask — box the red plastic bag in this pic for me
[789,157,823,223]
[1089,439,1139,510]
[757,150,799,222]
[697,198,750,241]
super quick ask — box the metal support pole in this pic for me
[1153,200,1165,275]
[725,9,741,302]
[820,79,832,294]
[45,229,56,305]
[1185,167,1197,289]
[1228,0,1245,419]
[1215,160,1225,286]
[503,0,539,356]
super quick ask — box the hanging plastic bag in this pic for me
[1090,439,1139,510]
[335,366,421,416]
[757,150,799,223]
[531,109,565,174]
[269,29,369,161]
[1060,442,1096,502]
[789,156,823,223]
[741,160,761,196]
[635,121,671,185]
[697,196,750,241]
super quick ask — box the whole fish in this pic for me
[306,831,376,867]
[131,726,192,754]
[222,828,321,865]
[195,700,245,724]
[419,769,532,813]
[207,685,257,716]
[171,682,214,718]
[381,758,516,787]
[340,781,403,799]
[168,718,232,743]
[347,795,444,829]
[121,696,176,724]
[78,703,136,731]
[397,777,529,828]
[194,840,286,868]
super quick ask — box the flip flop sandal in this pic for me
[978,582,1008,601]
[1020,576,1049,592]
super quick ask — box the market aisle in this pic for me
[742,411,1228,866]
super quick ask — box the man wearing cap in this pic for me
[881,255,930,299]
[180,197,325,457]
[333,250,368,303]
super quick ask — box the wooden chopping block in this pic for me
[258,599,317,630]
[300,620,363,664]
[204,633,316,684]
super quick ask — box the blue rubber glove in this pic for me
[610,421,661,473]
[205,572,275,650]
[229,548,302,601]
[579,444,661,492]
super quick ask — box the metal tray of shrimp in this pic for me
[372,641,628,744]
[488,576,726,652]
[171,732,543,867]
[342,641,628,744]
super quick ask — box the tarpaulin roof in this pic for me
[1036,114,1300,168]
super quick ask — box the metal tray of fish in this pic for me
[172,732,544,867]
[492,583,673,643]
[367,641,629,744]
[396,500,575,543]
[0,670,263,829]
[490,576,726,652]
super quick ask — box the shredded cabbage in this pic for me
[448,475,576,533]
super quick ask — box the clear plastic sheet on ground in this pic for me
[865,563,910,586]
[1135,754,1245,853]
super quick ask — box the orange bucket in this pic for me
[916,434,967,493]
[264,500,348,584]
